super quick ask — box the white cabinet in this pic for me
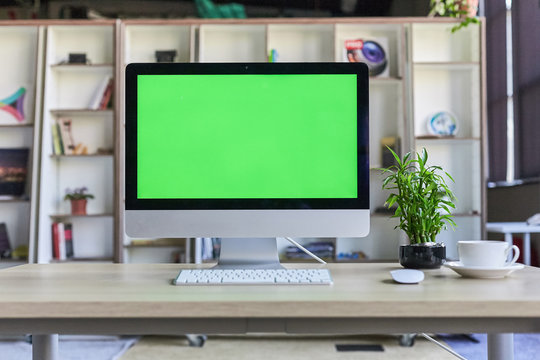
[117,18,485,263]
[0,23,44,265]
[410,22,485,260]
[36,22,117,263]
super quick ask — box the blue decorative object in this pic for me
[427,111,458,136]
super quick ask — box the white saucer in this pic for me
[444,261,524,279]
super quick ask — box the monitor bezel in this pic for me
[125,62,369,211]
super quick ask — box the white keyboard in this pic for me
[174,269,333,285]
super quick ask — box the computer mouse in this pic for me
[390,269,424,284]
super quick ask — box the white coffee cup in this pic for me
[457,240,520,267]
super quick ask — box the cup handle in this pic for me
[506,245,520,266]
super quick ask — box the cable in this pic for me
[420,333,468,360]
[284,237,327,264]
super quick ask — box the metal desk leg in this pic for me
[523,233,531,265]
[32,334,58,360]
[487,333,513,360]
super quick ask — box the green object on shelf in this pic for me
[12,245,28,260]
[195,0,246,19]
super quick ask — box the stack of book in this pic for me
[89,75,113,110]
[51,222,74,260]
[51,118,76,155]
[285,241,335,261]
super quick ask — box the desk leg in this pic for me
[33,334,58,360]
[523,233,531,266]
[487,333,513,360]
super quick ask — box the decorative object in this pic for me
[0,87,26,122]
[68,53,87,64]
[428,0,479,33]
[344,38,388,77]
[0,148,29,198]
[64,187,94,215]
[155,50,177,63]
[426,111,458,136]
[380,147,456,269]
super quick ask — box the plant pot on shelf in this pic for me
[399,243,446,269]
[70,199,87,215]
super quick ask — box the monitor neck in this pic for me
[214,238,285,270]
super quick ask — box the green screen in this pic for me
[137,74,357,199]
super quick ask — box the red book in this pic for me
[51,223,60,260]
[99,78,113,110]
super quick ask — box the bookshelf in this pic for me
[35,21,118,264]
[0,23,44,265]
[117,18,485,263]
[0,18,482,265]
[410,22,485,260]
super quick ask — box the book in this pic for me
[51,222,60,259]
[64,223,74,259]
[89,76,112,110]
[57,118,75,155]
[98,78,113,110]
[57,222,66,260]
[51,122,62,155]
[0,223,10,258]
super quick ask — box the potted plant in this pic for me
[380,148,457,269]
[429,0,480,33]
[64,187,94,215]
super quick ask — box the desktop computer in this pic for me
[125,62,369,284]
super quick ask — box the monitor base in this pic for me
[213,238,285,270]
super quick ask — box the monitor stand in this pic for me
[214,238,285,270]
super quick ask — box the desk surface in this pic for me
[1,263,540,321]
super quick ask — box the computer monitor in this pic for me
[125,62,369,269]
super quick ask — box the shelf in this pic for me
[0,123,34,128]
[0,197,30,203]
[49,213,113,219]
[51,257,114,263]
[50,109,113,117]
[414,62,479,70]
[416,136,481,142]
[50,63,113,72]
[50,153,114,158]
[124,244,185,249]
[370,77,403,85]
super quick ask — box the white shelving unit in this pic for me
[113,18,485,263]
[267,23,334,62]
[0,18,486,267]
[119,21,196,263]
[199,24,266,62]
[0,23,44,265]
[410,22,485,260]
[36,22,117,263]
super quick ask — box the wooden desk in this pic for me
[487,222,540,265]
[1,263,540,360]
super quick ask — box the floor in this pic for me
[119,334,458,360]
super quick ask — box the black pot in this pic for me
[399,243,446,269]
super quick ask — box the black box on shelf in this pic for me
[68,53,87,64]
[155,50,177,63]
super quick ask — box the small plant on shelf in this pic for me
[429,0,479,33]
[379,147,457,269]
[64,187,94,215]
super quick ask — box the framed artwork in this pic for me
[0,148,29,198]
